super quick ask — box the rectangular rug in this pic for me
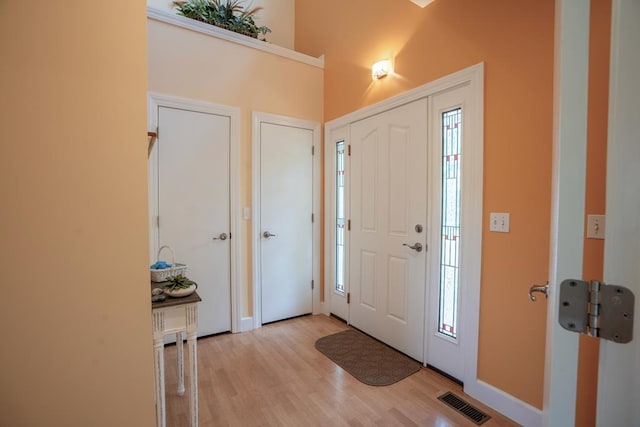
[315,329,421,386]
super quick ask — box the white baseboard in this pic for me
[317,301,331,316]
[465,379,542,427]
[240,317,254,332]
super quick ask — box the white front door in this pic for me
[258,121,314,324]
[349,99,428,361]
[545,1,640,425]
[157,106,231,336]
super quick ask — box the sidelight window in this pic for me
[438,108,462,339]
[335,141,346,294]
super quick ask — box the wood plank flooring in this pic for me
[162,314,520,427]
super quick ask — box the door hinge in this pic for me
[311,280,314,290]
[558,279,635,343]
[347,292,350,304]
[156,215,160,228]
[312,145,315,155]
[348,144,351,156]
[311,213,314,223]
[347,219,351,231]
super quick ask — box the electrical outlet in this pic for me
[489,212,510,233]
[587,214,605,239]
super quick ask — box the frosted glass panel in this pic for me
[438,108,461,339]
[336,141,346,293]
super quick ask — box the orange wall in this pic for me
[0,1,156,426]
[147,19,323,316]
[296,0,554,408]
[576,0,612,425]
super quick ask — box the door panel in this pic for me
[389,127,409,235]
[158,106,231,336]
[360,129,378,231]
[260,123,313,324]
[349,99,428,361]
[388,256,408,322]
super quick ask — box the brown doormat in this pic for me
[315,329,421,386]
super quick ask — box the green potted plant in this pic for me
[173,0,272,41]
[163,274,198,297]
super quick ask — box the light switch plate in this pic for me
[587,214,605,239]
[489,212,510,233]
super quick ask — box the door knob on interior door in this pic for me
[529,283,549,301]
[402,242,423,253]
[213,233,228,241]
[263,231,277,238]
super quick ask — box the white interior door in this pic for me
[545,1,640,426]
[157,106,231,336]
[349,99,428,361]
[259,122,313,324]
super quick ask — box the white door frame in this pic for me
[324,63,499,413]
[251,112,322,328]
[542,1,590,426]
[597,1,640,423]
[147,92,242,333]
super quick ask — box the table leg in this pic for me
[153,337,166,427]
[186,305,198,427]
[176,331,185,396]
[152,309,166,427]
[187,330,198,427]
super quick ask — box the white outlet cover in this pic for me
[489,212,510,233]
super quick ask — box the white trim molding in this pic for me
[251,112,322,329]
[147,92,243,334]
[240,317,254,333]
[147,7,324,69]
[466,380,543,427]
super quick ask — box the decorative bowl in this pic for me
[163,283,197,298]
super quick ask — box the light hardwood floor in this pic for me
[163,314,520,427]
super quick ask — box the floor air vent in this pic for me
[437,392,491,425]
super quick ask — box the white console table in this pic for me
[151,283,201,427]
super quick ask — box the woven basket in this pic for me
[150,245,187,282]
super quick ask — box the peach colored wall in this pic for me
[147,0,295,49]
[296,0,554,408]
[147,19,323,316]
[0,2,156,426]
[576,0,611,425]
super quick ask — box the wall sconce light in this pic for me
[372,59,392,81]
